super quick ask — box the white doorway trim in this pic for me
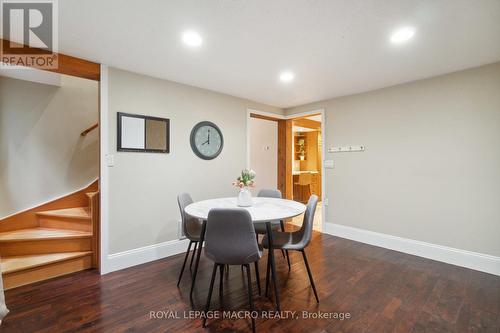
[248,108,286,120]
[99,64,111,274]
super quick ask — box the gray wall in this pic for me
[0,75,99,218]
[107,68,282,254]
[286,62,500,256]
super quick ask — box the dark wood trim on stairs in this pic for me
[1,38,100,81]
[88,191,100,268]
[81,123,99,136]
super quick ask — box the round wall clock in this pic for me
[190,121,224,160]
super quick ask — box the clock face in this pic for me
[190,122,224,160]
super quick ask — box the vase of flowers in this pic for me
[233,169,256,207]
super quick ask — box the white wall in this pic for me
[286,62,500,257]
[106,68,283,254]
[249,117,278,194]
[0,75,99,218]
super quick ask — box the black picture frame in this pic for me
[190,121,224,160]
[117,112,170,153]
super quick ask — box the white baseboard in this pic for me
[324,222,500,276]
[105,238,190,273]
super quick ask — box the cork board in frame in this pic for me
[117,112,170,153]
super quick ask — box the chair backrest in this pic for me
[205,208,261,265]
[257,188,282,199]
[177,193,198,239]
[297,173,312,185]
[295,195,319,248]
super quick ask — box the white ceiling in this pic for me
[26,1,500,107]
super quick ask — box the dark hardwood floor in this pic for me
[2,231,499,332]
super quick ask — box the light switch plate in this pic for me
[324,160,334,168]
[106,154,115,167]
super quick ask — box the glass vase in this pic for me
[237,187,253,207]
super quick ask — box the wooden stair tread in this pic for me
[1,252,92,274]
[36,207,90,219]
[0,227,91,242]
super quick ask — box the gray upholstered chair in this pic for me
[177,193,203,286]
[262,195,319,303]
[203,208,261,332]
[254,189,284,234]
[254,188,290,268]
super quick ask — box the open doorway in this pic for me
[289,114,323,232]
[248,110,324,232]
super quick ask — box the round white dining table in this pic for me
[184,197,306,222]
[184,197,306,312]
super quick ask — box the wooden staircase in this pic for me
[0,182,99,290]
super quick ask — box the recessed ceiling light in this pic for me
[390,27,416,44]
[182,30,202,47]
[279,71,295,83]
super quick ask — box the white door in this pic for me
[249,117,278,194]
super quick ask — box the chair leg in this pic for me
[190,220,206,302]
[190,241,198,271]
[301,249,319,303]
[266,222,281,312]
[265,250,271,297]
[279,220,290,266]
[254,261,261,296]
[177,240,192,287]
[285,250,291,270]
[244,264,256,333]
[219,264,224,300]
[203,263,218,328]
